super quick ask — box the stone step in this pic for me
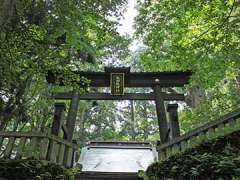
[75,171,143,180]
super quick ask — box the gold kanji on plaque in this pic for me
[110,73,124,95]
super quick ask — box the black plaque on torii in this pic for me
[47,67,192,143]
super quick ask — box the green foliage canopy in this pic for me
[0,0,129,131]
[135,0,240,88]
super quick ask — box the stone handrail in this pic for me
[0,131,78,167]
[157,108,240,161]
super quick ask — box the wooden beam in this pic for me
[54,92,185,101]
[47,70,192,87]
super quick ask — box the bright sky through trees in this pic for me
[117,0,142,51]
[118,0,137,36]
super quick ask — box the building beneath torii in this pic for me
[47,67,192,144]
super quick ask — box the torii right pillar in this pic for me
[154,84,169,144]
[167,104,180,139]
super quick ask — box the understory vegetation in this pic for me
[144,131,240,180]
[0,159,79,180]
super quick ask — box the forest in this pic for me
[0,0,240,179]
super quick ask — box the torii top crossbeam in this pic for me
[47,67,191,88]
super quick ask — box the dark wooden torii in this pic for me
[47,67,191,144]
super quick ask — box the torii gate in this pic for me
[47,67,191,144]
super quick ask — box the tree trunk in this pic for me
[0,120,7,131]
[79,107,86,137]
[185,86,206,108]
[130,100,136,141]
[236,75,240,87]
[12,119,19,131]
[142,102,148,141]
[0,0,16,28]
